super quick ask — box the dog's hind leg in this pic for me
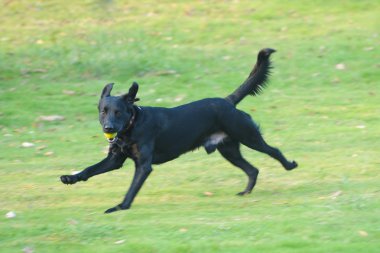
[249,139,298,171]
[222,112,297,171]
[240,128,297,170]
[217,140,259,195]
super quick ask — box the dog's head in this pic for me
[98,82,139,143]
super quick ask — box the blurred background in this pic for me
[0,0,379,252]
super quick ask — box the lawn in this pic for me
[0,0,379,252]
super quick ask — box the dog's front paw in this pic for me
[104,204,129,214]
[60,175,79,185]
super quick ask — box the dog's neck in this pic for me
[124,107,136,132]
[122,105,141,134]
[109,106,140,154]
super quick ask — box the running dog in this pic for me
[60,48,298,213]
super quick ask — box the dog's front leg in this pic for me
[60,150,127,185]
[105,144,153,213]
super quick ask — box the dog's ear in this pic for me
[101,83,114,99]
[123,82,140,103]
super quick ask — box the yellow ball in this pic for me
[104,132,117,139]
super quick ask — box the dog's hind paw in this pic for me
[104,204,129,214]
[285,161,298,171]
[60,175,78,185]
[236,190,252,196]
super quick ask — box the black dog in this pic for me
[60,48,297,213]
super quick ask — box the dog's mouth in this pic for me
[104,132,118,144]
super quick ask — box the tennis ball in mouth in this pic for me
[104,132,117,139]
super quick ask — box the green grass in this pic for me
[0,0,379,252]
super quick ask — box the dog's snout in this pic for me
[104,125,115,133]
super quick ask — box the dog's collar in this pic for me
[111,106,139,150]
[123,106,140,133]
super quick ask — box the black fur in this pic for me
[60,48,298,213]
[225,48,275,104]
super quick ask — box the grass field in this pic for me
[0,0,379,252]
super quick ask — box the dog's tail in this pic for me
[225,48,276,105]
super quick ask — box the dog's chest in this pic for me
[110,138,140,159]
